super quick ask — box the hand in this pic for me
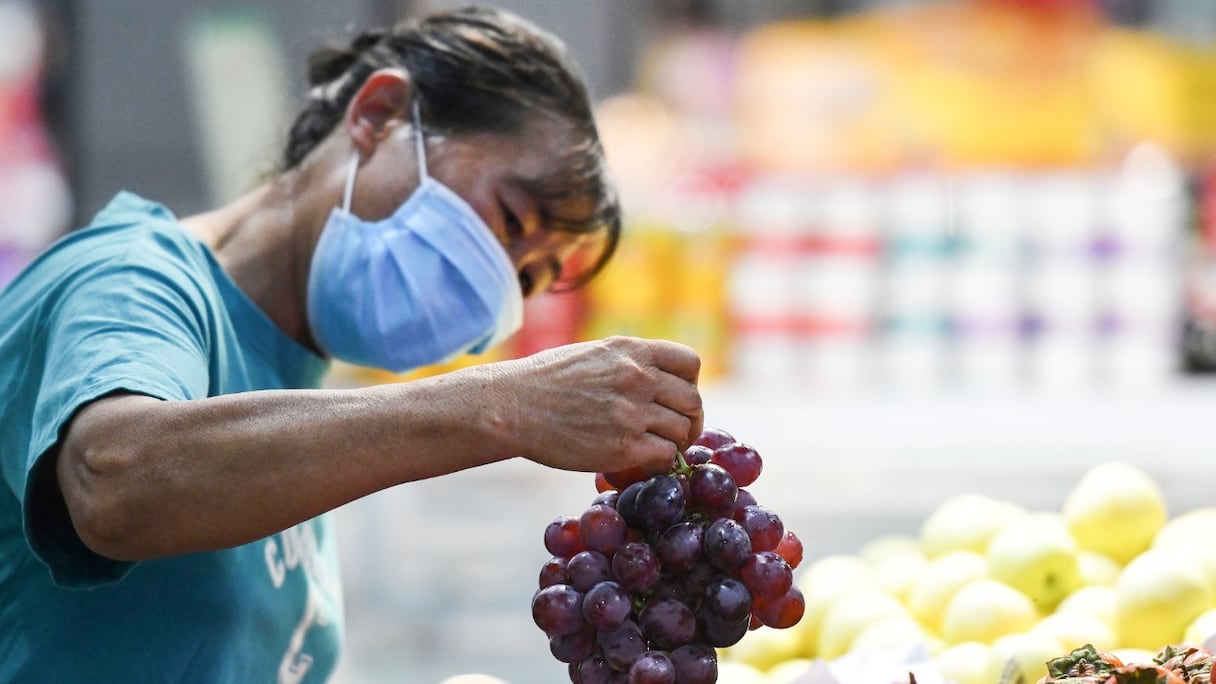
[489,336,703,475]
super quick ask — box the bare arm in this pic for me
[55,336,702,561]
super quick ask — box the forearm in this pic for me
[56,368,514,561]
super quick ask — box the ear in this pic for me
[344,68,411,159]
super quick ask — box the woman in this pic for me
[0,6,703,681]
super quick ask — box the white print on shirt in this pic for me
[264,522,339,684]
[278,584,322,684]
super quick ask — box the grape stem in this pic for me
[673,451,692,477]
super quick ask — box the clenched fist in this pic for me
[486,336,703,475]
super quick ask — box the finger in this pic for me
[645,339,701,385]
[684,408,705,452]
[635,431,680,476]
[650,370,704,449]
[651,371,702,420]
[646,402,694,455]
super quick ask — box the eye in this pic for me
[518,269,536,298]
[500,199,524,238]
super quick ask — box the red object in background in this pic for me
[1199,167,1216,259]
[978,0,1099,15]
[510,291,585,358]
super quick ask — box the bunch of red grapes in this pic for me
[532,427,805,684]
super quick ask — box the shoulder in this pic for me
[67,192,209,269]
[24,192,214,293]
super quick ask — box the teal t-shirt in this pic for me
[0,192,343,682]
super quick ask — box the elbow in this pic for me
[56,438,149,562]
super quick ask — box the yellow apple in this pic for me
[1152,508,1216,595]
[794,555,875,658]
[850,615,932,653]
[1062,462,1167,565]
[933,641,992,684]
[816,589,909,659]
[1152,507,1216,549]
[1184,607,1216,646]
[720,625,803,671]
[1114,548,1216,649]
[920,494,1025,558]
[1055,586,1117,627]
[1031,611,1116,651]
[872,551,928,602]
[905,550,989,634]
[1109,648,1156,666]
[860,534,923,566]
[982,632,1064,684]
[1077,551,1122,588]
[941,579,1039,645]
[765,658,814,684]
[986,512,1083,612]
[716,660,767,684]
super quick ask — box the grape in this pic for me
[545,516,586,559]
[697,608,749,648]
[702,576,751,623]
[669,644,717,684]
[736,505,784,552]
[692,426,735,450]
[580,504,627,555]
[655,521,703,574]
[674,564,715,608]
[539,556,570,589]
[675,473,691,505]
[550,626,596,663]
[682,444,713,466]
[629,650,676,684]
[597,621,647,672]
[594,472,613,493]
[702,518,751,571]
[634,474,685,533]
[688,463,737,518]
[739,551,793,601]
[615,481,645,530]
[638,597,696,650]
[536,424,803,681]
[602,466,649,490]
[752,585,806,629]
[577,655,616,684]
[567,550,612,592]
[710,442,762,487]
[611,541,660,593]
[532,584,585,637]
[731,488,758,515]
[582,581,632,630]
[592,489,619,508]
[774,530,804,569]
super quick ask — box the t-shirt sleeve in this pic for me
[24,253,212,588]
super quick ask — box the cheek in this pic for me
[353,174,413,221]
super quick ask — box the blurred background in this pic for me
[6,0,1216,682]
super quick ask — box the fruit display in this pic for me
[1034,643,1213,684]
[531,428,805,683]
[713,462,1216,684]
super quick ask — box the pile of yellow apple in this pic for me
[715,462,1216,684]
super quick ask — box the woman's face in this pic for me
[350,115,601,298]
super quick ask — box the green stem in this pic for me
[673,450,692,476]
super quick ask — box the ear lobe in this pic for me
[345,69,412,158]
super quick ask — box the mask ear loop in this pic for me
[412,99,429,182]
[341,153,358,213]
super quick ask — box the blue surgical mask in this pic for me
[305,100,524,372]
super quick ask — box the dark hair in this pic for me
[284,5,619,289]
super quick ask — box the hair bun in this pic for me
[306,28,387,88]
